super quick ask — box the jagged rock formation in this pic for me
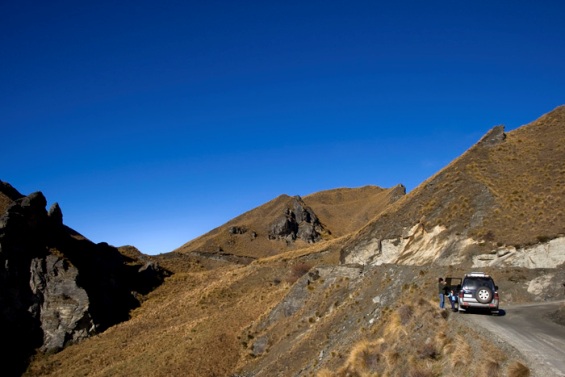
[174,186,403,259]
[268,196,325,243]
[0,181,170,377]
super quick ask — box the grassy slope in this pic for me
[22,105,565,376]
[344,105,565,252]
[173,185,403,259]
[303,184,405,238]
[24,185,400,376]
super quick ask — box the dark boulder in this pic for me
[268,196,325,243]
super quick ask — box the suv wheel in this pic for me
[475,287,493,304]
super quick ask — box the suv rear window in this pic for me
[463,277,494,289]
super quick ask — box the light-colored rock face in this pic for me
[343,221,565,269]
[527,274,555,296]
[343,223,470,266]
[473,237,565,269]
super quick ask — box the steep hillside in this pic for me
[342,105,565,267]
[25,254,562,377]
[303,184,406,237]
[174,185,404,259]
[17,105,565,377]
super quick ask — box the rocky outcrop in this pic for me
[341,218,565,269]
[340,222,473,266]
[30,254,94,352]
[473,237,565,268]
[268,196,325,243]
[477,125,506,147]
[0,185,170,377]
[229,226,247,234]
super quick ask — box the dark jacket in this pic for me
[438,282,446,294]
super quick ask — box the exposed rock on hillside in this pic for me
[17,105,565,377]
[341,105,565,267]
[0,181,169,377]
[174,185,404,259]
[268,196,325,243]
[473,237,565,268]
[478,124,506,146]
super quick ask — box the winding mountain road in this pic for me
[463,300,565,377]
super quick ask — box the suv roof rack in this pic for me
[466,272,489,277]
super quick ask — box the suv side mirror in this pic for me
[495,285,499,291]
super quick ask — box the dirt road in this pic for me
[462,300,565,377]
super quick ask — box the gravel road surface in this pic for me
[463,300,565,377]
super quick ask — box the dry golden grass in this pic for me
[22,107,565,376]
[173,185,403,259]
[303,185,405,237]
[507,361,531,377]
[23,252,539,377]
[318,286,529,377]
[25,262,290,377]
[338,338,385,377]
[344,105,565,252]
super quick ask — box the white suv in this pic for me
[458,272,499,315]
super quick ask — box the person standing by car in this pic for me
[438,277,447,309]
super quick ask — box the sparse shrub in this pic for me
[482,359,501,376]
[536,235,551,243]
[484,230,495,241]
[286,262,312,283]
[450,335,471,368]
[397,304,413,325]
[439,309,449,319]
[385,350,401,367]
[409,365,434,377]
[342,339,383,375]
[417,341,439,360]
[507,361,530,377]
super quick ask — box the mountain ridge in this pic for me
[6,104,565,376]
[173,184,405,259]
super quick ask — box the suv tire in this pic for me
[475,287,493,304]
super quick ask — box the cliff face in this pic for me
[0,182,169,377]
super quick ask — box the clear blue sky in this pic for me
[1,1,564,255]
